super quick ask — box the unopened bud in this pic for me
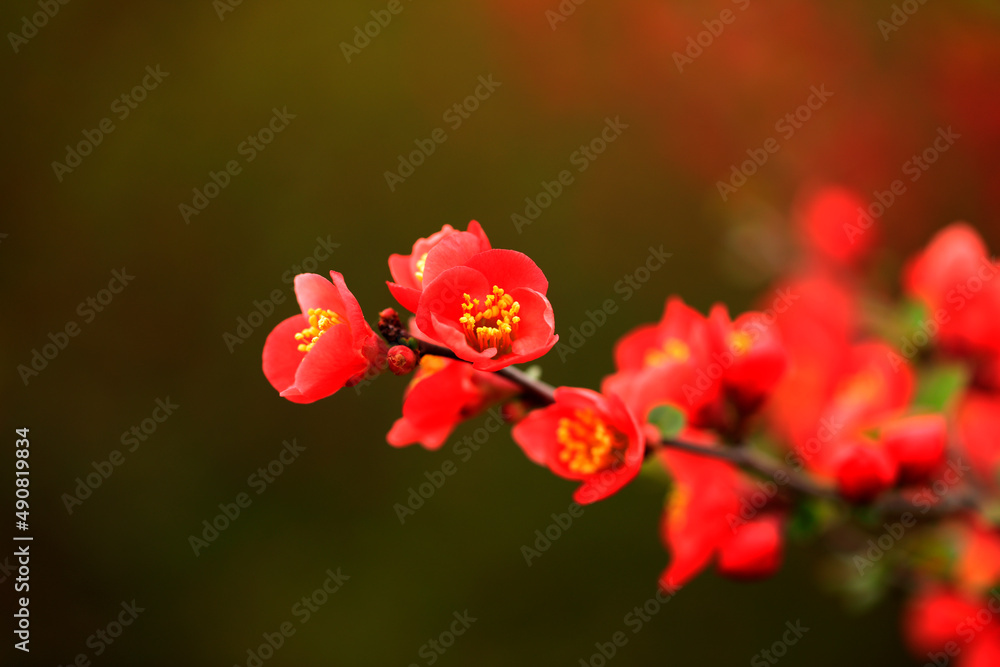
[387,345,418,375]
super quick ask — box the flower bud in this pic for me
[387,345,418,376]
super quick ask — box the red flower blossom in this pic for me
[831,437,897,503]
[881,414,948,484]
[708,304,789,414]
[414,249,558,371]
[511,387,645,504]
[958,391,1000,488]
[387,355,517,450]
[796,185,875,265]
[602,297,723,428]
[659,441,784,588]
[387,221,491,314]
[904,223,1000,387]
[903,586,981,656]
[263,272,384,403]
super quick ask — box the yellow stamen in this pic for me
[459,285,520,355]
[730,331,754,356]
[407,354,448,391]
[294,308,344,353]
[414,252,429,282]
[556,409,628,475]
[644,338,691,366]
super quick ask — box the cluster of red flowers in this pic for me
[262,204,1000,663]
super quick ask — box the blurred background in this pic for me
[3,0,999,664]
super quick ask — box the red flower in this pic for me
[263,272,384,403]
[387,355,517,450]
[602,297,722,428]
[796,185,875,265]
[904,223,1000,387]
[659,441,784,588]
[708,304,789,414]
[415,249,558,371]
[387,221,491,314]
[958,391,1000,488]
[903,586,981,656]
[511,387,645,504]
[881,414,948,484]
[831,437,897,503]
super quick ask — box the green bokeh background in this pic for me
[3,1,998,665]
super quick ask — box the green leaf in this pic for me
[647,404,686,440]
[913,363,968,412]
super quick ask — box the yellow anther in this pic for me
[668,483,690,529]
[294,308,344,353]
[415,252,429,282]
[644,338,691,367]
[556,409,628,475]
[460,286,520,355]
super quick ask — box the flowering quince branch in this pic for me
[261,208,1000,659]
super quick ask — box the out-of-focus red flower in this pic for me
[511,387,645,504]
[263,272,385,403]
[415,249,558,371]
[603,297,723,428]
[903,586,981,656]
[882,414,948,484]
[708,304,789,414]
[796,186,874,266]
[956,521,1000,595]
[958,391,1000,488]
[715,513,785,580]
[831,437,897,503]
[387,355,517,450]
[904,223,1000,388]
[659,439,784,589]
[387,221,491,313]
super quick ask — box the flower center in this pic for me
[730,331,754,356]
[414,252,429,282]
[294,308,344,353]
[645,338,691,366]
[459,286,520,355]
[556,409,628,475]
